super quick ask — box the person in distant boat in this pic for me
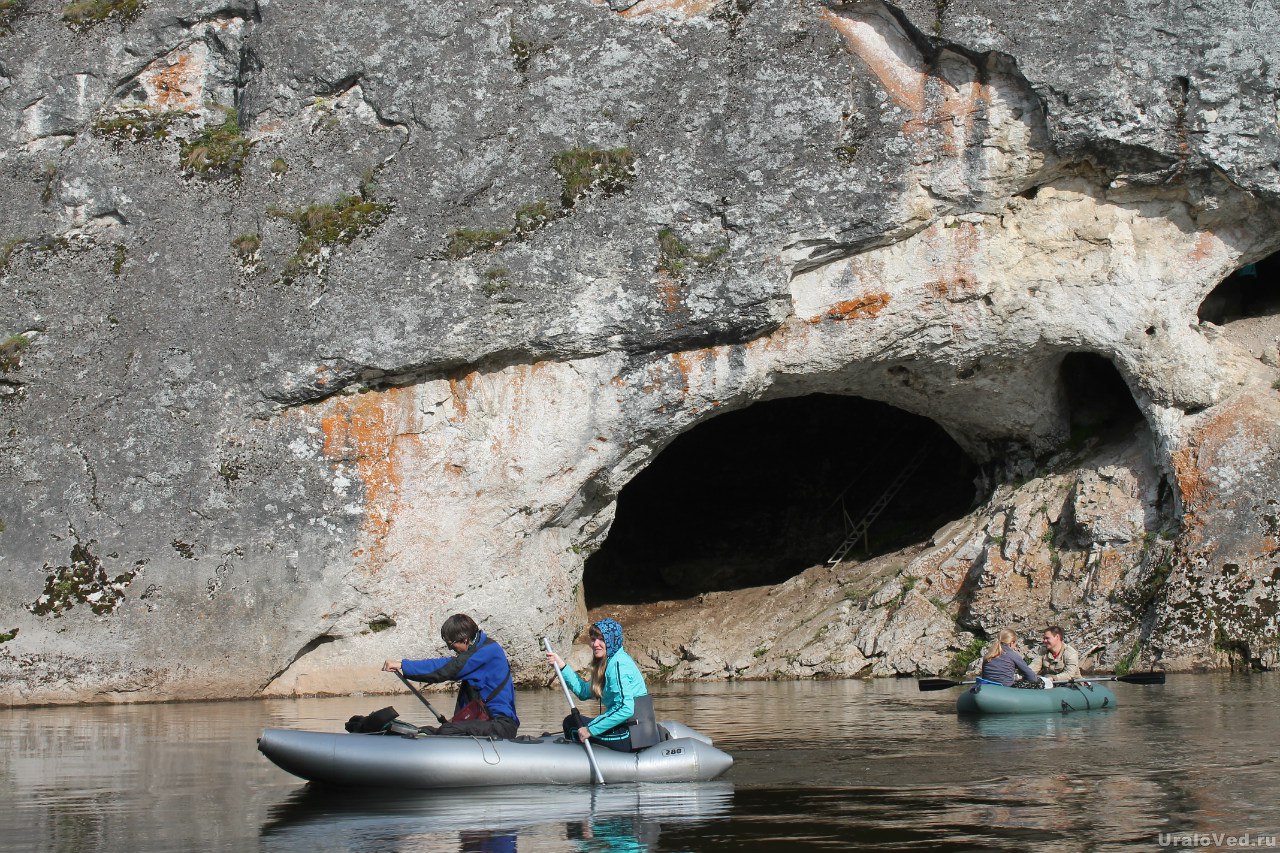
[1030,625,1082,684]
[545,618,660,753]
[382,613,519,739]
[978,628,1049,688]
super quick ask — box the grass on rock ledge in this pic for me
[63,0,142,28]
[270,191,392,281]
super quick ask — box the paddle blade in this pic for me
[1116,671,1166,685]
[917,677,964,691]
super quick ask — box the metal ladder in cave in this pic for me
[825,442,932,565]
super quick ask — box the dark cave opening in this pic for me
[1060,352,1145,442]
[1198,253,1280,325]
[583,394,981,607]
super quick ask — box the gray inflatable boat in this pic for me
[258,720,733,788]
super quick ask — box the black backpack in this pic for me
[344,705,401,734]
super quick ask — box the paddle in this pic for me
[543,637,605,785]
[393,671,448,725]
[917,671,1166,691]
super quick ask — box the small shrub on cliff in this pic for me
[551,147,635,208]
[509,30,548,74]
[482,267,511,296]
[1115,640,1141,675]
[1,238,22,272]
[0,628,16,643]
[945,636,986,679]
[833,143,859,164]
[270,190,392,280]
[94,106,181,144]
[231,233,261,260]
[445,228,508,260]
[0,333,31,372]
[514,200,555,235]
[0,0,25,35]
[440,147,633,262]
[179,106,253,178]
[63,0,142,28]
[656,227,728,277]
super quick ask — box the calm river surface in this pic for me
[2,673,1277,852]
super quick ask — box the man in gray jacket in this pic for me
[1031,626,1082,684]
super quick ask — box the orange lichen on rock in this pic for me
[138,51,205,111]
[822,7,1004,168]
[447,372,478,420]
[1189,230,1217,263]
[656,271,685,314]
[670,348,713,396]
[815,292,891,323]
[820,9,926,114]
[933,77,991,157]
[1171,444,1208,520]
[319,386,413,564]
[925,221,981,300]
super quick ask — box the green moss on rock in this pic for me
[63,0,141,28]
[231,233,261,259]
[1,1,25,37]
[514,200,554,235]
[551,147,635,208]
[270,190,392,280]
[0,333,31,372]
[94,106,181,144]
[445,228,508,260]
[482,267,512,296]
[656,227,728,277]
[945,635,986,679]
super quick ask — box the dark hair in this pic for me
[440,613,479,646]
[1044,626,1065,640]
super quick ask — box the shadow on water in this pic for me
[260,781,734,853]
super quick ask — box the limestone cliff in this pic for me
[0,0,1277,704]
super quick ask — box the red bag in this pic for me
[451,699,491,722]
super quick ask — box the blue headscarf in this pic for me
[593,618,624,658]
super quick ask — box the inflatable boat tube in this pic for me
[956,681,1117,714]
[258,720,733,788]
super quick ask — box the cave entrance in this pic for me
[1198,253,1280,325]
[583,394,981,607]
[1060,352,1145,444]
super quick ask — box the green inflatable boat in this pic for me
[956,680,1117,714]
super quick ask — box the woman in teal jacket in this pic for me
[545,618,657,753]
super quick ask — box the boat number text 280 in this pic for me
[663,747,684,756]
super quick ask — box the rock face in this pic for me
[0,0,1277,704]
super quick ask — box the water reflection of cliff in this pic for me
[259,782,734,853]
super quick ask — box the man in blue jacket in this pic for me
[383,613,519,739]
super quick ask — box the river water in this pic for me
[2,673,1277,852]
